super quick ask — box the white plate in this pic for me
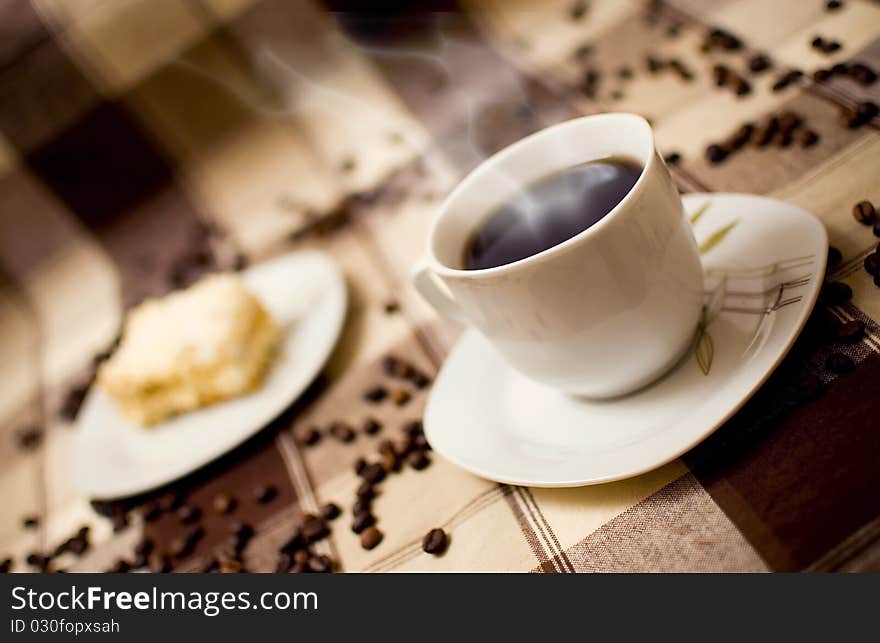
[73,250,347,498]
[424,193,827,487]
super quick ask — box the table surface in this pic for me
[1,0,879,573]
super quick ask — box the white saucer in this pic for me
[424,193,827,487]
[73,250,347,498]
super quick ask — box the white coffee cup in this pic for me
[412,113,704,397]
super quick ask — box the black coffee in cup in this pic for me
[463,156,643,270]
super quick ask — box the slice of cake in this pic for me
[99,274,280,426]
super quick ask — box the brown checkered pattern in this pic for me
[1,0,879,573]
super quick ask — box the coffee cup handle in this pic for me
[411,258,466,323]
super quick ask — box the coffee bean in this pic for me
[826,0,843,10]
[411,372,431,389]
[826,352,855,374]
[572,43,593,60]
[0,558,11,573]
[383,300,400,314]
[617,66,634,80]
[853,200,877,225]
[353,497,372,515]
[836,319,864,342]
[669,59,694,82]
[813,68,832,82]
[356,481,375,500]
[776,129,794,148]
[422,528,449,555]
[831,62,849,75]
[663,152,682,166]
[413,433,431,451]
[59,383,88,422]
[403,420,424,438]
[857,101,879,122]
[828,246,842,267]
[321,502,341,520]
[645,55,665,74]
[360,526,383,550]
[865,253,880,276]
[302,514,329,543]
[822,281,852,304]
[748,54,771,74]
[354,457,368,476]
[390,388,411,406]
[811,35,826,50]
[158,491,184,513]
[705,144,728,164]
[799,129,820,147]
[360,462,387,485]
[394,436,414,459]
[254,484,277,504]
[849,63,877,86]
[26,552,50,571]
[176,505,201,525]
[108,559,131,573]
[330,422,355,443]
[15,425,43,452]
[308,554,333,573]
[231,521,254,541]
[301,427,321,446]
[733,77,751,96]
[279,528,304,554]
[712,64,730,87]
[407,450,431,471]
[352,511,376,534]
[212,493,237,515]
[142,502,161,522]
[22,515,39,529]
[364,385,388,403]
[275,553,293,573]
[381,450,400,473]
[569,0,588,20]
[362,418,382,435]
[149,553,173,573]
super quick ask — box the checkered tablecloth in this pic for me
[1,0,879,573]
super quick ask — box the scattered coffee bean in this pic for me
[835,319,864,342]
[15,425,43,452]
[569,0,588,20]
[826,352,855,374]
[617,66,633,80]
[572,43,593,60]
[411,372,431,389]
[59,383,88,422]
[828,246,842,267]
[407,450,431,471]
[360,526,383,550]
[712,64,730,87]
[330,421,355,443]
[733,76,752,96]
[579,68,600,97]
[668,59,694,82]
[841,102,879,128]
[771,69,802,92]
[356,481,375,500]
[0,558,11,573]
[822,281,852,304]
[302,514,330,543]
[108,559,131,574]
[413,433,431,451]
[853,200,877,225]
[364,385,388,403]
[142,502,161,522]
[362,418,382,435]
[645,55,664,74]
[149,553,173,573]
[394,436,414,459]
[212,493,237,515]
[663,152,682,166]
[301,427,322,447]
[705,144,728,164]
[383,300,400,314]
[354,457,367,475]
[26,552,50,571]
[22,515,40,530]
[158,491,184,513]
[813,68,832,82]
[390,388,411,407]
[422,528,449,555]
[308,554,333,573]
[748,54,771,74]
[799,129,820,147]
[176,505,201,525]
[849,63,877,86]
[352,511,376,534]
[360,462,387,485]
[254,484,277,504]
[403,420,424,437]
[381,449,400,473]
[353,497,372,515]
[864,253,880,276]
[321,502,341,521]
[826,0,843,10]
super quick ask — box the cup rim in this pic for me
[426,112,656,278]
